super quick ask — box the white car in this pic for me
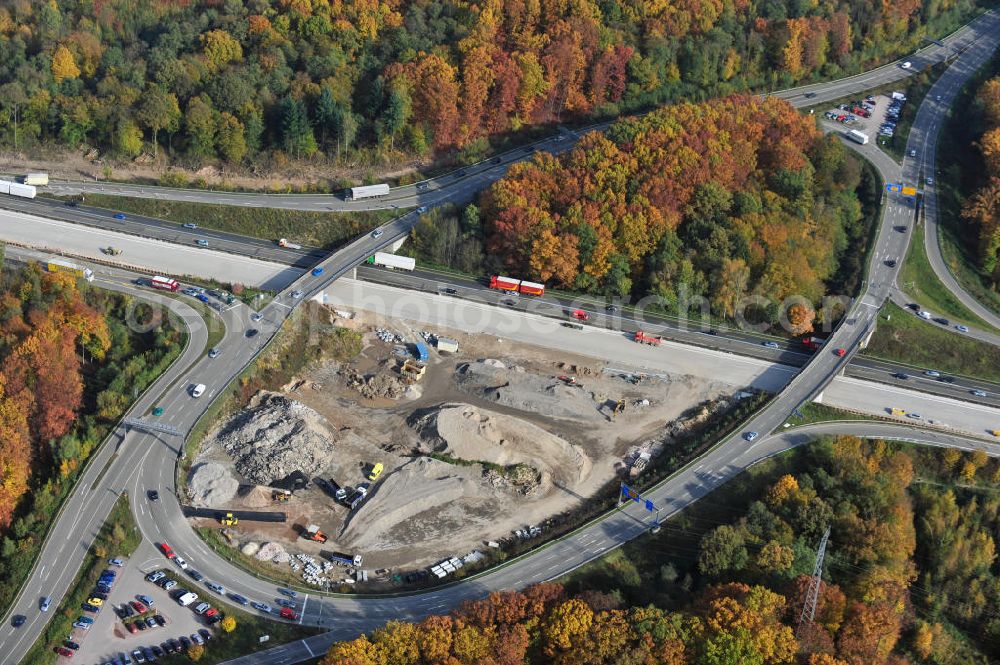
[924,370,941,378]
[743,431,759,442]
[290,290,304,299]
[972,389,988,398]
[910,149,917,157]
[250,312,263,322]
[901,61,912,69]
[956,325,969,333]
[926,177,934,185]
[918,310,932,320]
[174,556,189,570]
[907,412,922,419]
[191,384,206,398]
[372,229,383,239]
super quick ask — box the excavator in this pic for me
[302,524,328,543]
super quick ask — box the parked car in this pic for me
[206,582,224,594]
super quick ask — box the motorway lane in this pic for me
[16,11,995,215]
[0,269,210,662]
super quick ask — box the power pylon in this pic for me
[797,525,831,636]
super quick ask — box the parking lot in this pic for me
[820,93,903,142]
[66,543,218,664]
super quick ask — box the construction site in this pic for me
[188,308,750,588]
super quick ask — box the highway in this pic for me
[1,9,999,665]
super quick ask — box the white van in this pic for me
[191,384,206,398]
[177,592,198,607]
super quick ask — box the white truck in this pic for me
[277,238,302,249]
[0,181,36,199]
[22,173,49,186]
[845,129,869,145]
[345,184,390,201]
[366,252,415,271]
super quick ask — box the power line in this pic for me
[797,526,831,637]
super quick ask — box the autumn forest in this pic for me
[0,0,980,163]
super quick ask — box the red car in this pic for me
[204,608,219,619]
[279,606,299,620]
[834,348,847,357]
[130,601,147,614]
[126,622,138,634]
[158,542,175,559]
[54,647,74,658]
[571,309,589,321]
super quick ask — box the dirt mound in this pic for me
[211,392,338,484]
[187,462,239,506]
[456,361,602,421]
[343,367,407,400]
[432,404,592,486]
[339,457,487,551]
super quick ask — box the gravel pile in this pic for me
[456,360,602,421]
[212,392,337,485]
[187,462,239,506]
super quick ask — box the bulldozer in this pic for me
[219,512,238,526]
[302,524,328,543]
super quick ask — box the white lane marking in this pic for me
[302,640,315,657]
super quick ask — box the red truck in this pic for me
[489,275,545,297]
[802,336,825,351]
[634,331,662,346]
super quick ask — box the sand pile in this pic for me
[210,392,337,484]
[339,457,485,550]
[187,462,239,506]
[456,361,602,421]
[433,404,592,486]
[343,367,408,400]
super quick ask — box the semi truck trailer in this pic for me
[345,184,390,200]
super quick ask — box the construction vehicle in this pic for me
[302,524,328,543]
[634,331,661,346]
[992,429,1000,437]
[219,512,238,526]
[327,552,363,567]
[272,489,292,503]
[557,375,577,385]
[102,246,122,256]
[612,399,626,420]
[368,463,384,481]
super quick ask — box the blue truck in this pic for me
[414,341,429,362]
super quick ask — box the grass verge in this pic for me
[784,402,891,426]
[898,223,998,331]
[863,302,1000,381]
[21,494,142,665]
[77,194,399,250]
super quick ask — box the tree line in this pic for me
[962,74,1000,289]
[0,0,979,166]
[317,436,1000,664]
[0,263,184,615]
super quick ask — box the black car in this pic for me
[179,636,192,650]
[707,329,719,335]
[207,614,223,625]
[937,376,956,384]
[454,170,467,178]
[143,646,156,661]
[11,615,25,627]
[605,304,619,313]
[933,317,950,326]
[134,618,146,631]
[894,225,908,232]
[804,92,817,98]
[907,303,920,311]
[893,373,910,380]
[66,200,79,207]
[884,259,897,267]
[168,638,182,653]
[63,640,80,650]
[198,628,213,642]
[440,287,457,295]
[154,614,166,627]
[148,489,159,501]
[491,156,502,164]
[187,569,204,582]
[246,328,259,338]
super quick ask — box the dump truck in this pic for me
[488,275,545,297]
[327,552,363,567]
[634,331,661,346]
[278,238,302,249]
[400,358,426,382]
[302,524,328,543]
[802,336,825,351]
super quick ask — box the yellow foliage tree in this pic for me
[52,45,81,82]
[220,615,236,633]
[187,644,205,661]
[542,598,594,654]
